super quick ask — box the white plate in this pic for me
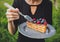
[18,22,56,39]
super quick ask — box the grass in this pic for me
[0,0,60,42]
[0,0,18,42]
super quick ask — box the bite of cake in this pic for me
[26,18,48,33]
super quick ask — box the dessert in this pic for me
[26,18,47,33]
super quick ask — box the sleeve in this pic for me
[12,0,20,28]
[45,1,52,25]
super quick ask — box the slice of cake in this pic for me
[26,18,47,33]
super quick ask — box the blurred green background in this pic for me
[0,0,60,42]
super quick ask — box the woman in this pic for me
[6,0,52,42]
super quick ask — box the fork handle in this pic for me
[4,3,25,16]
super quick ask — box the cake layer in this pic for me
[26,21,47,33]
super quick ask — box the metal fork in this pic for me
[4,3,33,22]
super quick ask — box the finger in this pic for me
[6,12,19,16]
[7,8,19,13]
[8,17,19,21]
[6,12,19,20]
[6,15,19,19]
[6,14,19,19]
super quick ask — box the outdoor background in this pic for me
[0,0,60,42]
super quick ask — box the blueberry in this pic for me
[39,18,42,21]
[37,19,39,21]
[33,21,37,23]
[41,19,45,24]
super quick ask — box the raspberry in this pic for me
[37,21,41,24]
[44,21,47,25]
[33,18,36,21]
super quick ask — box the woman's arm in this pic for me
[6,0,20,35]
[6,8,19,35]
[8,21,16,35]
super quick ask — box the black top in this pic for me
[12,0,52,42]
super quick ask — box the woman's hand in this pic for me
[6,8,19,22]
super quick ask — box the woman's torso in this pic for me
[13,0,52,42]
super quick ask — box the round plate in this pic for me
[18,22,56,39]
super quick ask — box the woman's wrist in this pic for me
[8,21,12,23]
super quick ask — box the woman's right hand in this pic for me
[6,8,20,22]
